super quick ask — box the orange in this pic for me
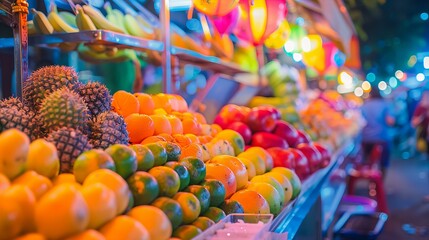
[219,199,244,215]
[182,118,202,135]
[144,142,168,166]
[35,184,89,239]
[247,182,282,215]
[13,170,53,200]
[264,171,293,204]
[83,169,131,215]
[172,134,192,148]
[166,115,184,134]
[80,183,117,229]
[201,124,213,136]
[112,90,140,118]
[129,144,155,171]
[148,166,180,197]
[127,171,159,205]
[191,217,215,231]
[0,128,29,180]
[105,144,138,180]
[205,163,237,199]
[151,197,184,229]
[172,225,202,240]
[184,185,211,214]
[244,147,274,171]
[193,112,207,124]
[210,124,222,137]
[214,130,245,155]
[128,205,172,240]
[0,173,10,193]
[14,233,46,240]
[180,143,204,160]
[125,114,155,144]
[179,157,206,185]
[141,135,167,144]
[201,179,226,207]
[230,189,270,214]
[99,215,149,240]
[197,135,213,144]
[157,133,176,142]
[26,139,60,179]
[73,149,116,184]
[134,93,155,115]
[0,197,24,240]
[202,207,226,223]
[65,229,105,240]
[164,162,190,191]
[236,156,256,180]
[159,141,182,162]
[152,93,173,113]
[209,155,248,190]
[2,185,36,233]
[182,112,197,121]
[237,150,266,175]
[185,134,200,144]
[150,114,172,135]
[173,192,201,224]
[250,175,285,207]
[53,173,80,188]
[171,94,188,112]
[271,167,302,200]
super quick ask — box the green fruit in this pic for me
[178,157,206,185]
[130,144,155,171]
[144,142,168,166]
[202,207,226,223]
[251,175,285,207]
[191,217,215,231]
[219,199,244,215]
[127,171,159,205]
[164,162,190,191]
[160,142,181,162]
[73,149,116,183]
[105,144,137,179]
[151,197,183,229]
[201,179,226,207]
[172,225,202,240]
[148,166,181,197]
[184,185,211,214]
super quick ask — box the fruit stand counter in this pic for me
[270,139,357,240]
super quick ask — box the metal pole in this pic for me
[11,0,29,98]
[256,45,265,87]
[160,0,172,94]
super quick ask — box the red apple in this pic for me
[214,104,247,128]
[297,130,312,144]
[273,120,299,142]
[246,107,277,132]
[256,106,281,120]
[296,143,323,173]
[226,122,252,145]
[267,147,296,169]
[313,143,331,168]
[289,148,311,180]
[251,132,289,149]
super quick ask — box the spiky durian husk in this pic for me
[89,111,129,149]
[77,82,112,117]
[23,65,80,110]
[39,87,89,133]
[0,107,43,141]
[46,127,92,173]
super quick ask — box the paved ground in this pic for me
[354,152,429,239]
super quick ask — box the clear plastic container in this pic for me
[193,214,274,240]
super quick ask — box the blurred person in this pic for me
[361,88,395,177]
[411,91,429,157]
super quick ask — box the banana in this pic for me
[104,3,128,34]
[58,42,78,52]
[48,4,78,33]
[77,44,137,63]
[124,14,156,39]
[136,15,157,39]
[58,11,78,28]
[27,21,37,35]
[31,8,54,34]
[112,9,129,34]
[75,5,105,53]
[82,5,125,33]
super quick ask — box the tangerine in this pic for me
[205,163,237,199]
[191,217,215,231]
[148,166,181,197]
[173,192,201,224]
[13,170,52,200]
[172,225,202,240]
[201,179,226,207]
[150,115,172,135]
[99,215,149,240]
[166,115,184,134]
[172,134,192,147]
[182,118,202,135]
[209,155,248,190]
[125,114,155,144]
[180,143,204,160]
[134,93,155,115]
[112,90,140,118]
[151,197,183,230]
[230,189,270,214]
[127,171,159,205]
[128,205,172,240]
[202,207,226,223]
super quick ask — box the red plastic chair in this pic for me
[347,143,389,213]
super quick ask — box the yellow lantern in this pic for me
[302,35,325,73]
[264,20,291,49]
[192,0,239,17]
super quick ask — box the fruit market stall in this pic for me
[0,0,363,239]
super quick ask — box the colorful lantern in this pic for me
[283,24,307,53]
[208,7,239,35]
[264,20,291,49]
[192,0,239,17]
[302,35,325,73]
[234,0,286,46]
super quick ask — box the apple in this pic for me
[296,143,323,173]
[246,107,277,133]
[313,143,331,168]
[226,122,252,145]
[272,120,299,143]
[214,104,247,128]
[251,132,289,149]
[288,148,311,180]
[297,130,312,144]
[267,147,296,169]
[256,106,281,120]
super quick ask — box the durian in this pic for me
[89,111,129,149]
[39,87,89,133]
[0,107,42,141]
[23,65,80,110]
[77,82,112,117]
[46,127,92,173]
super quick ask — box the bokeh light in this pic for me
[420,12,429,21]
[389,77,398,88]
[293,53,302,62]
[416,73,425,81]
[366,72,376,82]
[362,81,371,91]
[424,56,429,69]
[395,70,404,79]
[354,87,364,97]
[378,81,387,90]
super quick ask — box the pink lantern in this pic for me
[234,0,286,46]
[208,7,239,35]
